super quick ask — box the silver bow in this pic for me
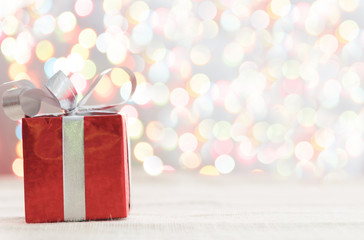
[0,67,137,120]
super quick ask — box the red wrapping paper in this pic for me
[22,114,130,223]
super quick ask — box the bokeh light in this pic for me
[178,132,198,152]
[103,0,123,14]
[179,152,201,169]
[270,0,291,17]
[94,74,113,98]
[57,11,77,32]
[79,28,97,49]
[1,0,364,179]
[134,141,154,162]
[129,1,150,23]
[295,141,314,162]
[215,155,235,174]
[199,165,220,176]
[127,118,144,140]
[34,15,56,36]
[16,141,23,158]
[338,20,359,42]
[143,155,163,176]
[35,40,55,62]
[12,158,23,177]
[75,0,94,17]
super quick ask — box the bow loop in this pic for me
[46,71,78,112]
[76,66,137,109]
[2,87,40,121]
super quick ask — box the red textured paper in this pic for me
[22,114,130,223]
[84,115,129,220]
[22,116,64,223]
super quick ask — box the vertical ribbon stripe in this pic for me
[62,116,86,221]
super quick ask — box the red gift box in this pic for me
[1,68,136,223]
[22,114,130,223]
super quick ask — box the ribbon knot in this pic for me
[0,67,136,120]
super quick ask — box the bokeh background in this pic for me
[1,0,364,180]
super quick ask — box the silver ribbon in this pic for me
[0,67,137,120]
[63,116,86,221]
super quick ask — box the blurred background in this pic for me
[0,0,364,180]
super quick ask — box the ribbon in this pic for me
[0,67,137,120]
[62,115,86,221]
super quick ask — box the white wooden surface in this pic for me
[1,171,364,240]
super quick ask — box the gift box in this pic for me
[22,114,130,223]
[0,67,136,223]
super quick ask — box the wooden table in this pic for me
[1,171,364,239]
